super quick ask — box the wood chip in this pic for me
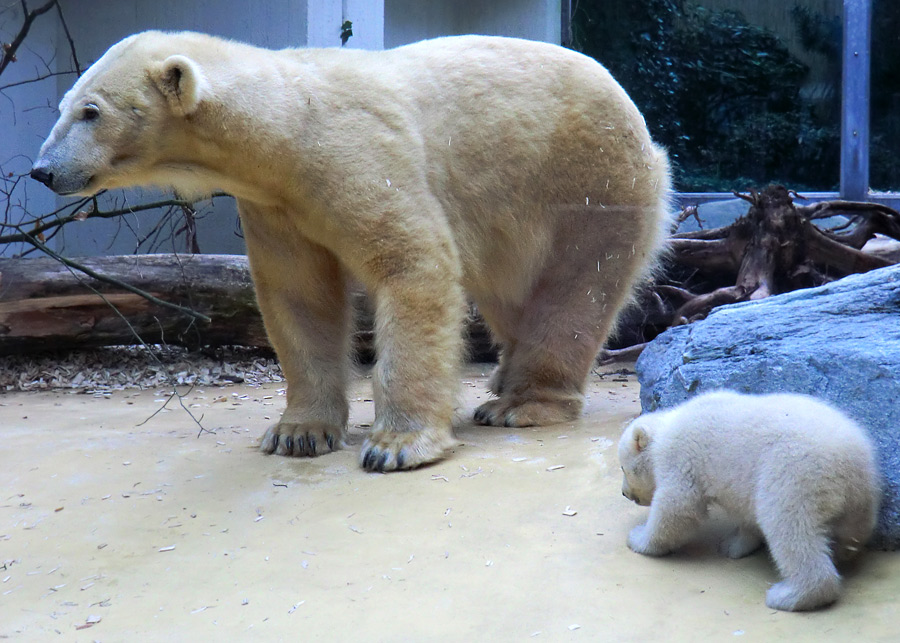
[546,465,566,471]
[158,545,176,552]
[562,506,577,516]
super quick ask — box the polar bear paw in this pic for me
[473,397,581,427]
[259,421,344,457]
[765,577,840,612]
[627,524,671,556]
[360,428,453,472]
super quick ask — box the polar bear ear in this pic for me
[632,426,652,452]
[153,55,208,116]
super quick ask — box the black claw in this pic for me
[362,449,375,470]
[503,415,515,428]
[326,434,335,451]
[284,435,294,455]
[376,452,389,471]
[473,408,487,424]
[307,436,317,456]
[297,436,305,456]
[396,450,406,469]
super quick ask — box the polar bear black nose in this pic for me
[30,165,54,187]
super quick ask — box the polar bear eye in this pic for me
[81,104,100,121]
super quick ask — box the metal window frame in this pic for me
[840,0,872,201]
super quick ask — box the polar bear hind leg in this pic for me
[473,207,649,427]
[758,499,841,611]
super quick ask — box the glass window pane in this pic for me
[572,0,842,193]
[871,0,900,191]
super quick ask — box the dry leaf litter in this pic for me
[0,345,284,393]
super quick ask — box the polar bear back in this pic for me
[650,391,878,519]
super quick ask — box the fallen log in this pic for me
[0,253,497,360]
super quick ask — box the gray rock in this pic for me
[636,264,900,549]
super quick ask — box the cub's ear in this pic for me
[152,55,208,116]
[632,425,651,452]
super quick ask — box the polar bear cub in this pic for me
[618,390,880,611]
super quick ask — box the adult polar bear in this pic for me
[32,32,672,471]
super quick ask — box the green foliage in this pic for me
[871,0,900,190]
[572,1,841,192]
[340,20,353,46]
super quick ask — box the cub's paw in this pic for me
[765,577,840,612]
[360,427,454,472]
[719,528,763,559]
[473,397,581,427]
[627,524,670,557]
[259,421,344,457]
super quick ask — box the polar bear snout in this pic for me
[31,132,95,196]
[29,163,54,188]
[30,155,94,196]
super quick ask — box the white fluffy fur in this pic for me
[618,390,880,611]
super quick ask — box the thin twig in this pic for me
[0,0,57,78]
[45,256,213,436]
[0,69,77,91]
[53,0,80,76]
[0,194,229,245]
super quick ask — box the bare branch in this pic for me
[0,0,57,78]
[0,68,76,91]
[0,193,229,245]
[53,0,80,75]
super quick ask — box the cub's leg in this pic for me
[719,523,764,559]
[353,224,465,472]
[474,211,645,427]
[628,484,706,556]
[757,494,841,611]
[242,210,351,458]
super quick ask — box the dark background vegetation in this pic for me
[571,0,900,193]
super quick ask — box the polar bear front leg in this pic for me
[241,211,351,458]
[355,240,464,472]
[628,486,705,556]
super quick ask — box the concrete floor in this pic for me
[2,365,899,641]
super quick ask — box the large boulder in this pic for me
[636,264,900,549]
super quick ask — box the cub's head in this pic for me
[30,31,209,196]
[617,416,658,507]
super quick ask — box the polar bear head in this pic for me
[618,416,658,507]
[30,31,209,196]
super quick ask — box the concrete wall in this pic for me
[385,0,561,48]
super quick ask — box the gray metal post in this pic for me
[841,0,872,201]
[561,0,572,48]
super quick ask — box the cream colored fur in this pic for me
[34,31,672,471]
[618,390,881,611]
